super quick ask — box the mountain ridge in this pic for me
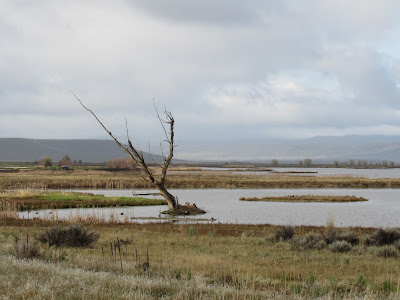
[0,138,164,163]
[1,136,400,163]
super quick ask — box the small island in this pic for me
[0,190,167,211]
[240,195,368,203]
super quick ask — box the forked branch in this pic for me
[73,93,177,209]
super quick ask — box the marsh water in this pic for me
[20,188,400,228]
[205,167,400,178]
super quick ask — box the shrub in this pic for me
[329,241,352,253]
[297,232,326,250]
[376,246,398,258]
[324,229,337,244]
[337,231,359,245]
[275,225,295,241]
[38,224,99,247]
[325,229,359,246]
[368,228,400,246]
[39,157,53,167]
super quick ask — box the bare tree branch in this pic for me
[153,100,171,143]
[73,92,178,210]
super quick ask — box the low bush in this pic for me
[337,231,359,245]
[328,241,352,253]
[297,232,326,250]
[325,229,359,245]
[376,246,398,258]
[324,229,337,244]
[275,225,295,241]
[367,228,400,246]
[38,224,99,247]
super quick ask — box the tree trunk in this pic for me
[156,185,177,210]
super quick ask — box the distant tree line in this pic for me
[106,158,137,169]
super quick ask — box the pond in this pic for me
[19,188,400,228]
[204,167,400,178]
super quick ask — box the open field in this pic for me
[2,168,400,189]
[1,219,400,299]
[240,195,368,203]
[0,190,166,211]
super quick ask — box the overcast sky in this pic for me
[1,1,400,155]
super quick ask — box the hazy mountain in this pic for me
[0,138,165,163]
[301,135,400,144]
[175,135,400,162]
[2,136,400,163]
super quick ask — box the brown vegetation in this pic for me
[2,169,400,190]
[105,158,137,169]
[1,220,399,298]
[240,195,368,202]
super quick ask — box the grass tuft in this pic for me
[376,246,398,258]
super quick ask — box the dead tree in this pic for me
[73,93,178,210]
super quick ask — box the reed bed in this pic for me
[0,201,19,224]
[1,169,400,189]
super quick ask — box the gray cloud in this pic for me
[127,0,284,26]
[1,0,400,159]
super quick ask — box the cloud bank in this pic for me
[1,0,400,157]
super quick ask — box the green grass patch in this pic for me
[1,191,167,210]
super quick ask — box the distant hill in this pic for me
[2,136,400,163]
[0,138,165,163]
[175,135,400,162]
[301,135,400,144]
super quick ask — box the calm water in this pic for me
[204,167,400,178]
[20,188,400,227]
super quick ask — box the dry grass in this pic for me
[1,169,400,189]
[1,221,399,299]
[240,195,368,202]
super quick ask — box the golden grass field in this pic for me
[1,168,400,189]
[0,219,399,299]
